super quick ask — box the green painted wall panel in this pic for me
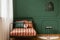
[13,0,60,34]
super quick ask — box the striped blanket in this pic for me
[10,28,36,36]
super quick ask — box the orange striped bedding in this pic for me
[10,28,36,36]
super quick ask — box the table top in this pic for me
[36,34,60,40]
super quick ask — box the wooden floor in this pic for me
[37,38,60,40]
[10,34,60,40]
[10,37,60,40]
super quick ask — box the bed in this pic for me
[9,17,37,39]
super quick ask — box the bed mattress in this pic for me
[10,28,36,36]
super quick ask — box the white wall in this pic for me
[0,0,13,40]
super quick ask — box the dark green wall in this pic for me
[13,0,60,34]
